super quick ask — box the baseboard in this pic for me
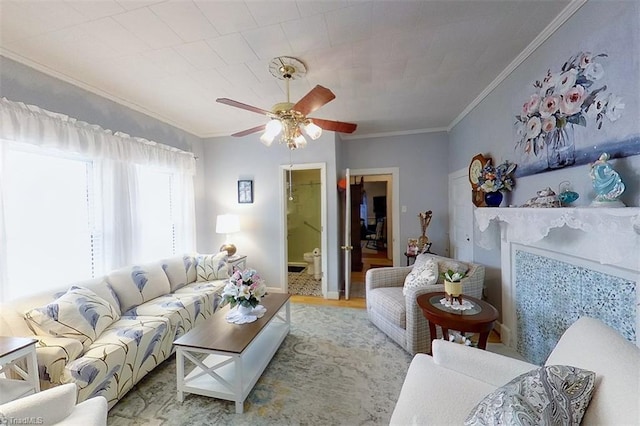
[326,291,340,300]
[499,322,513,347]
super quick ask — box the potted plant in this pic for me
[477,160,517,207]
[441,269,467,305]
[221,268,267,315]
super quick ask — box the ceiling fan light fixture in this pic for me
[293,133,307,149]
[260,132,276,146]
[303,120,322,140]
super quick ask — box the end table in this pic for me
[0,336,40,404]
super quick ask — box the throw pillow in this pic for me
[196,251,230,282]
[25,286,121,351]
[465,365,596,426]
[403,258,438,296]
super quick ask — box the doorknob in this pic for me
[341,245,353,251]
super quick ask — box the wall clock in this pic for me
[468,154,490,207]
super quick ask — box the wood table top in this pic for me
[416,292,498,325]
[173,293,290,354]
[0,336,38,358]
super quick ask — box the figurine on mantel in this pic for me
[590,152,626,207]
[521,187,561,208]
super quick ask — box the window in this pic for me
[4,147,98,299]
[136,167,176,263]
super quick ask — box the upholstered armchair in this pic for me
[366,253,485,354]
[0,383,107,426]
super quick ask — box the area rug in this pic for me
[287,272,322,296]
[107,304,412,425]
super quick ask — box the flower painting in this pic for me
[513,51,638,176]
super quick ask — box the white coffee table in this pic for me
[173,293,290,413]
[0,336,40,404]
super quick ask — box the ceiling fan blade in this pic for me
[292,85,336,115]
[310,118,357,134]
[231,124,266,137]
[217,98,272,116]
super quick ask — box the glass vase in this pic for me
[545,125,575,169]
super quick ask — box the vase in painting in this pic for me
[546,125,575,169]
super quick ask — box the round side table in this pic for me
[416,292,498,351]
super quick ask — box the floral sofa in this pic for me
[0,252,230,409]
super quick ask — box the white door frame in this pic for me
[279,162,328,297]
[348,167,400,266]
[448,167,474,262]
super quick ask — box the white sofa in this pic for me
[0,253,230,409]
[391,317,640,425]
[366,253,485,354]
[0,383,107,426]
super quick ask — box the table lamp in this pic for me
[216,214,240,256]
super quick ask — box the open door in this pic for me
[342,168,352,300]
[350,178,363,272]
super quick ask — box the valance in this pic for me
[0,97,196,175]
[474,207,640,265]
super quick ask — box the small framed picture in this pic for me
[238,180,253,204]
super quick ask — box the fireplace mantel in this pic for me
[474,207,639,355]
[475,207,640,267]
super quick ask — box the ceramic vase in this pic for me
[484,191,503,207]
[237,304,253,315]
[444,281,463,305]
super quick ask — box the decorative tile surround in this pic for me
[474,207,640,362]
[515,250,636,365]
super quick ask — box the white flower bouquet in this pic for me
[221,269,267,309]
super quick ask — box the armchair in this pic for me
[365,253,485,354]
[0,383,107,425]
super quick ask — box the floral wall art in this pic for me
[513,51,640,177]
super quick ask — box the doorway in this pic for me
[281,163,327,298]
[344,168,400,299]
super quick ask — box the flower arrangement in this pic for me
[221,269,267,308]
[477,160,516,193]
[515,51,624,158]
[441,269,467,283]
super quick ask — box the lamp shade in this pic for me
[216,214,240,234]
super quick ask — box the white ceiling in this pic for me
[0,0,572,139]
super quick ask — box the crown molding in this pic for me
[447,0,588,132]
[341,126,449,141]
[0,49,200,138]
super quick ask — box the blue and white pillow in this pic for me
[25,286,120,351]
[465,365,596,426]
[196,252,229,282]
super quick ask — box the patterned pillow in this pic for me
[465,365,596,426]
[403,258,438,296]
[25,286,121,351]
[196,252,230,282]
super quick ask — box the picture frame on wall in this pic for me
[238,180,253,204]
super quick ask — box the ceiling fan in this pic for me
[216,56,357,150]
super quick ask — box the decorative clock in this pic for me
[468,154,490,207]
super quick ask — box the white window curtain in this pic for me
[0,98,196,300]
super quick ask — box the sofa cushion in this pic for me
[545,317,640,425]
[66,316,173,407]
[25,287,120,351]
[368,287,406,329]
[71,277,122,316]
[106,262,171,313]
[403,258,438,296]
[390,353,496,425]
[196,252,229,282]
[124,293,209,340]
[161,255,197,292]
[465,365,596,426]
[173,280,226,314]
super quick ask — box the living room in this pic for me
[1,0,639,424]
